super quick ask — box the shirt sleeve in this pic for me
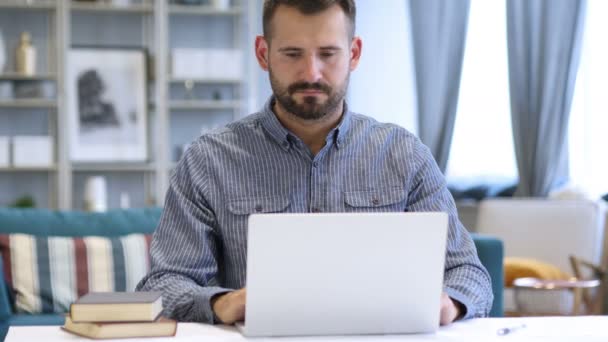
[136,141,231,323]
[406,140,494,319]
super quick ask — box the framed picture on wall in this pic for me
[67,48,147,162]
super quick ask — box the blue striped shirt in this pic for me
[136,97,493,323]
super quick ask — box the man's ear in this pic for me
[349,36,362,71]
[255,35,270,71]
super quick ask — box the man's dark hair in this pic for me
[262,0,356,40]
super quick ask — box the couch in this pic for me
[0,208,503,339]
[0,207,162,339]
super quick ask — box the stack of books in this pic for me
[62,292,177,339]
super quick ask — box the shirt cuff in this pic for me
[193,286,233,324]
[444,287,475,320]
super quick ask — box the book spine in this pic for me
[68,304,75,321]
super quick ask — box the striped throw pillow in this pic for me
[0,233,152,314]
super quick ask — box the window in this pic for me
[568,0,608,199]
[347,0,417,132]
[445,0,518,187]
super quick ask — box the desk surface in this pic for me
[6,316,608,342]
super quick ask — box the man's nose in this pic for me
[301,56,322,83]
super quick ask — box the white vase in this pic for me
[84,176,108,212]
[0,29,6,73]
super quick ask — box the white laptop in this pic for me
[238,212,448,337]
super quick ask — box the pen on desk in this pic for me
[497,323,526,336]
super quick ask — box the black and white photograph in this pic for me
[67,48,147,162]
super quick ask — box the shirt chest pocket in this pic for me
[343,187,407,212]
[227,196,291,215]
[222,196,291,249]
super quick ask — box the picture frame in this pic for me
[67,47,148,162]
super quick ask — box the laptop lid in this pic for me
[242,212,448,337]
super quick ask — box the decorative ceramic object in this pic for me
[84,176,108,212]
[16,32,36,76]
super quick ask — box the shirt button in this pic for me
[371,198,380,206]
[255,205,263,212]
[312,161,318,168]
[311,207,321,213]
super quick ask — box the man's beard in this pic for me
[269,68,348,121]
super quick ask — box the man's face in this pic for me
[256,5,361,121]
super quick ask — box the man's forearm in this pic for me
[137,272,231,323]
[444,264,493,319]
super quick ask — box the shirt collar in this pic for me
[259,96,353,150]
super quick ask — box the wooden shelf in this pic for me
[170,78,242,85]
[70,1,153,14]
[0,1,56,10]
[0,0,255,209]
[0,73,57,81]
[72,162,156,172]
[0,165,57,172]
[169,100,241,111]
[0,99,57,109]
[169,5,242,16]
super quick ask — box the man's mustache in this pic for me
[288,82,331,94]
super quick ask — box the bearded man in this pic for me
[137,0,493,327]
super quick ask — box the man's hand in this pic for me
[439,292,464,325]
[212,289,460,326]
[211,288,246,324]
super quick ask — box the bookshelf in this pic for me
[0,0,257,209]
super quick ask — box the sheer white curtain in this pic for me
[446,0,517,186]
[568,0,608,199]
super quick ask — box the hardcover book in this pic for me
[63,316,177,339]
[69,291,163,322]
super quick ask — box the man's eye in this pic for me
[285,53,301,58]
[321,52,335,58]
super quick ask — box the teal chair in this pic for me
[472,233,504,317]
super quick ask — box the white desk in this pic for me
[6,316,608,342]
